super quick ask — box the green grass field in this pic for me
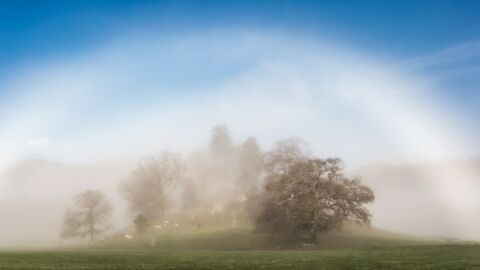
[1,246,480,270]
[1,225,479,269]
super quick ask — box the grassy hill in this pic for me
[1,224,478,269]
[87,223,448,251]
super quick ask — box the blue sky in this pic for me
[0,0,479,168]
[1,0,479,107]
[1,0,480,63]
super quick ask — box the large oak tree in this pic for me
[257,140,374,242]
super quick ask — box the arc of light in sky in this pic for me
[0,31,476,220]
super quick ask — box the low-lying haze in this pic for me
[1,28,479,245]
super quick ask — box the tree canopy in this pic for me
[257,143,374,242]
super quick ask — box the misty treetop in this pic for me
[118,125,265,229]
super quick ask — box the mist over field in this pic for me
[1,139,480,246]
[1,1,480,256]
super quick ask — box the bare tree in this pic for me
[181,178,200,210]
[236,137,263,195]
[257,158,374,243]
[207,125,238,193]
[60,190,113,241]
[120,151,183,222]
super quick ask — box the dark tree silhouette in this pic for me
[257,157,374,242]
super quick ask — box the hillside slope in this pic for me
[90,223,447,251]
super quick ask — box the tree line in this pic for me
[60,125,374,243]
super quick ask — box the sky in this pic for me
[1,0,480,170]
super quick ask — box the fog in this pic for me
[354,160,480,240]
[0,30,479,247]
[0,159,134,246]
[1,153,480,247]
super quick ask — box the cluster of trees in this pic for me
[60,125,374,243]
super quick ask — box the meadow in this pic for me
[1,226,479,270]
[1,245,480,270]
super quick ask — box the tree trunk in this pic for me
[89,208,94,242]
[310,230,317,243]
[232,210,237,228]
[151,236,156,247]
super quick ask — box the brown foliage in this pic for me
[257,157,374,242]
